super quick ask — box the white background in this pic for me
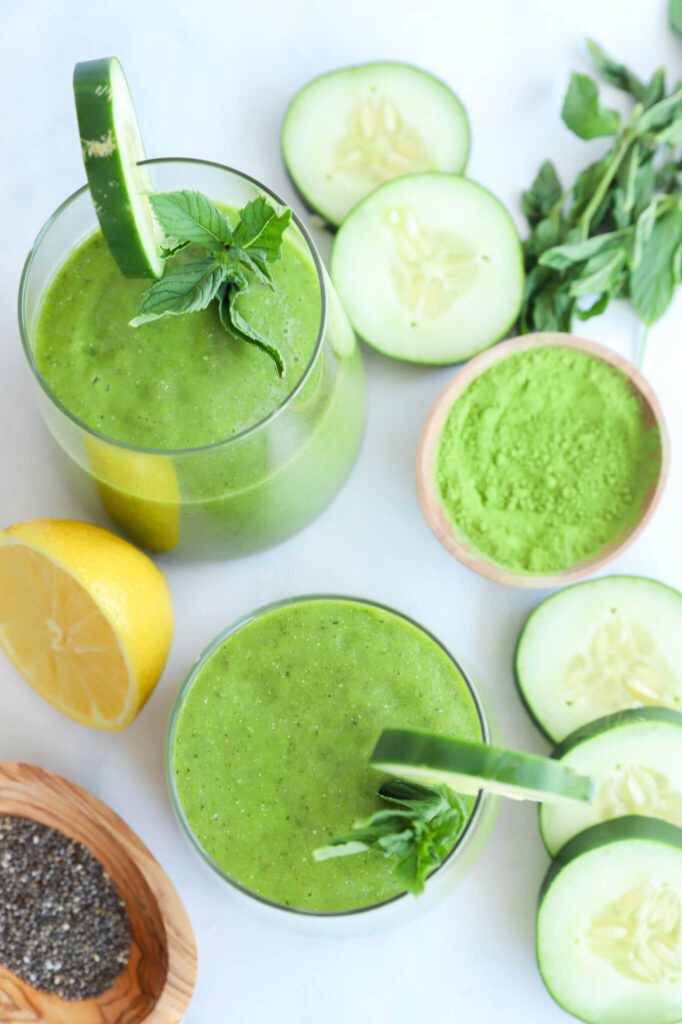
[2,1,682,1021]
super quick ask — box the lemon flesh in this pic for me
[0,519,173,730]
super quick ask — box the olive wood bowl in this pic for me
[416,332,670,589]
[0,762,197,1024]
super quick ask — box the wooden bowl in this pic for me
[0,763,197,1024]
[416,332,670,589]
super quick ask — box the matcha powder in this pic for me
[435,346,661,574]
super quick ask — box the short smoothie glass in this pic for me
[18,159,365,558]
[167,595,497,932]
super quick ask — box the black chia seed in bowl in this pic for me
[0,815,131,1000]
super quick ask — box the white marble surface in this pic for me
[1,1,682,1021]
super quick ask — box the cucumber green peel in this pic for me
[370,729,594,804]
[551,706,682,760]
[541,815,682,897]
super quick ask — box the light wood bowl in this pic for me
[416,332,670,589]
[0,763,197,1024]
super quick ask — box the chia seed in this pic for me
[0,816,131,1000]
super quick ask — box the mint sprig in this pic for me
[130,190,292,376]
[313,778,466,896]
[520,35,682,348]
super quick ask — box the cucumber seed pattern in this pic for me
[333,94,434,186]
[586,883,681,984]
[386,208,481,320]
[597,764,682,828]
[563,614,682,714]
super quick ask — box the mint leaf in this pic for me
[129,259,225,325]
[539,230,627,271]
[313,779,466,897]
[521,161,563,227]
[159,238,191,258]
[670,0,682,38]
[149,190,233,248]
[631,209,682,324]
[562,73,621,139]
[133,189,292,376]
[218,286,285,377]
[656,115,682,146]
[642,67,666,109]
[233,196,292,259]
[587,39,646,100]
[628,197,661,270]
[225,247,273,287]
[568,247,627,297]
[575,293,610,321]
[634,85,682,134]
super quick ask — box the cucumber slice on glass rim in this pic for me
[330,172,524,364]
[515,575,682,743]
[539,708,682,857]
[73,57,164,278]
[537,817,682,1024]
[282,61,470,227]
[370,728,593,804]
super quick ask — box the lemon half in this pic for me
[0,519,173,730]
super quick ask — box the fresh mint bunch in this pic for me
[313,778,466,896]
[520,33,682,354]
[130,190,292,376]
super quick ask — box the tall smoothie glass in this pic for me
[18,159,365,558]
[166,595,499,935]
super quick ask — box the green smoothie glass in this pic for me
[167,595,498,933]
[18,159,365,558]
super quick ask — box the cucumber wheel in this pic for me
[539,708,682,856]
[330,173,524,364]
[73,57,164,278]
[516,575,682,743]
[370,728,593,804]
[537,817,682,1024]
[282,62,470,227]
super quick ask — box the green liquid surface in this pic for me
[34,228,321,448]
[171,599,483,912]
[436,346,661,574]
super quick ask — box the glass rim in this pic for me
[17,156,329,457]
[166,593,490,919]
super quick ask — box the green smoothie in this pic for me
[169,598,484,913]
[27,185,365,557]
[34,230,321,449]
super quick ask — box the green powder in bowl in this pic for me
[434,345,663,575]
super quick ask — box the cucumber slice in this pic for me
[73,57,163,278]
[540,709,682,856]
[537,817,682,1024]
[370,728,593,804]
[330,173,523,364]
[282,62,470,227]
[516,576,682,743]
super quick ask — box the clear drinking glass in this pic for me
[18,159,365,559]
[166,595,499,935]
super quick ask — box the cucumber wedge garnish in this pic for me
[370,728,594,804]
[73,57,163,278]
